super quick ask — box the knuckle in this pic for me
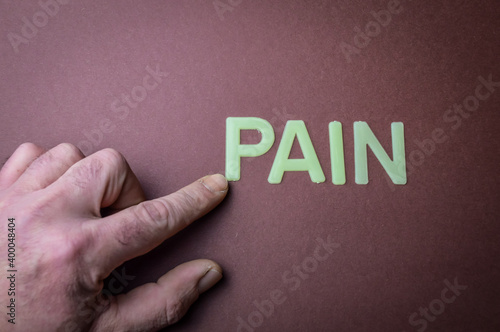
[18,142,43,154]
[135,200,171,226]
[17,144,47,170]
[98,148,126,167]
[56,143,84,159]
[176,189,203,215]
[177,189,198,207]
[68,157,103,190]
[113,217,145,247]
[27,144,83,175]
[96,148,129,176]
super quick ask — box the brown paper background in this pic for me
[1,1,499,331]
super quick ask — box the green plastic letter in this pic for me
[354,121,406,185]
[225,117,275,181]
[329,121,346,185]
[268,120,325,184]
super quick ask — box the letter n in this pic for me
[354,122,406,184]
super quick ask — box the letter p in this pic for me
[225,117,275,181]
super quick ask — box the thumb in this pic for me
[92,260,223,331]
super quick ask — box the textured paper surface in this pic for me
[1,1,499,331]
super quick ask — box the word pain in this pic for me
[225,117,406,185]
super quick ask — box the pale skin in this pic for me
[0,143,228,331]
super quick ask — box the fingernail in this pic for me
[201,174,228,193]
[198,269,223,293]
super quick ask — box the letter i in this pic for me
[329,122,346,185]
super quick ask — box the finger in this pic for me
[0,143,46,189]
[87,174,228,276]
[92,260,223,331]
[47,148,146,217]
[14,143,85,192]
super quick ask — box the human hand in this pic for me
[0,143,228,331]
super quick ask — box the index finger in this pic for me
[85,174,228,279]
